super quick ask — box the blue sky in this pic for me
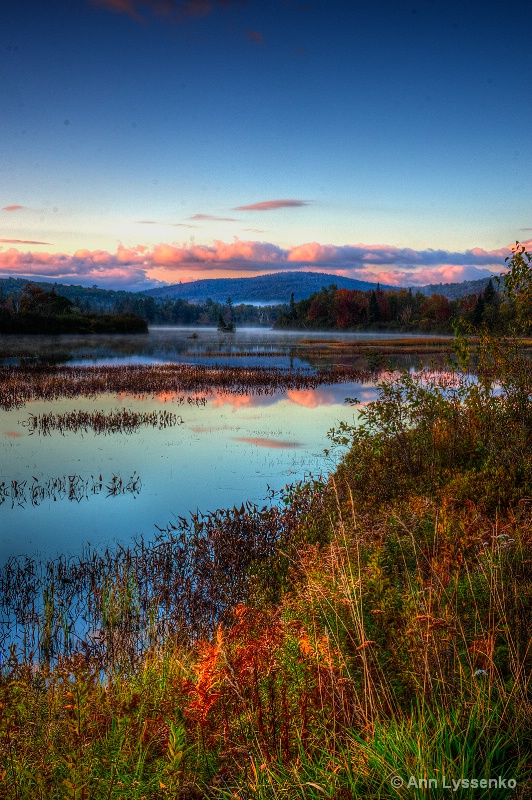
[1,0,531,289]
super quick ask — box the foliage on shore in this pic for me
[274,277,509,334]
[0,280,280,328]
[1,247,532,798]
[0,283,147,334]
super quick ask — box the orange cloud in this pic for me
[2,205,23,211]
[234,437,303,449]
[235,199,308,211]
[3,431,23,437]
[288,242,339,263]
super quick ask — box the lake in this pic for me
[0,327,446,563]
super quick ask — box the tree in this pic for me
[19,284,74,316]
[289,292,297,322]
[471,293,485,328]
[367,290,380,325]
[499,242,532,333]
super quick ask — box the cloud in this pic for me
[246,29,263,45]
[2,205,23,212]
[0,239,53,245]
[190,213,239,221]
[90,0,245,22]
[0,238,516,291]
[136,220,157,224]
[235,199,308,211]
[173,223,196,228]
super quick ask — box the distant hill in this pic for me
[0,271,503,311]
[417,275,499,299]
[141,272,394,304]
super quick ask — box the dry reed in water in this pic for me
[0,362,372,410]
[23,408,184,436]
[0,472,141,508]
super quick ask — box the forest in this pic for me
[0,276,513,334]
[0,284,147,334]
[0,279,282,329]
[274,279,510,333]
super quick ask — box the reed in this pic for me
[23,408,184,436]
[0,363,372,410]
[0,472,141,508]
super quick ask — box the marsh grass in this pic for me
[0,363,371,410]
[0,472,141,508]
[1,488,530,798]
[23,408,184,436]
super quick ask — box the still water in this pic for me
[0,328,436,563]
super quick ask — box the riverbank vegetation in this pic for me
[0,283,147,335]
[0,281,280,328]
[274,277,510,334]
[1,247,531,798]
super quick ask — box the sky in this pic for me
[1,0,532,291]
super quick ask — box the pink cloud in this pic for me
[0,238,514,291]
[0,239,52,245]
[235,199,308,211]
[2,205,23,212]
[288,243,341,263]
[3,431,23,438]
[190,214,239,222]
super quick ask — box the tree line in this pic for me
[0,284,147,334]
[0,280,283,329]
[274,278,517,333]
[1,275,524,335]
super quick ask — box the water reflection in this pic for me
[0,380,373,562]
[0,328,453,563]
[0,326,450,371]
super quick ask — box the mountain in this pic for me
[416,275,499,300]
[141,272,394,304]
[0,271,502,310]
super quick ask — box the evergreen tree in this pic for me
[289,292,297,322]
[367,290,380,324]
[483,278,497,306]
[472,293,485,327]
